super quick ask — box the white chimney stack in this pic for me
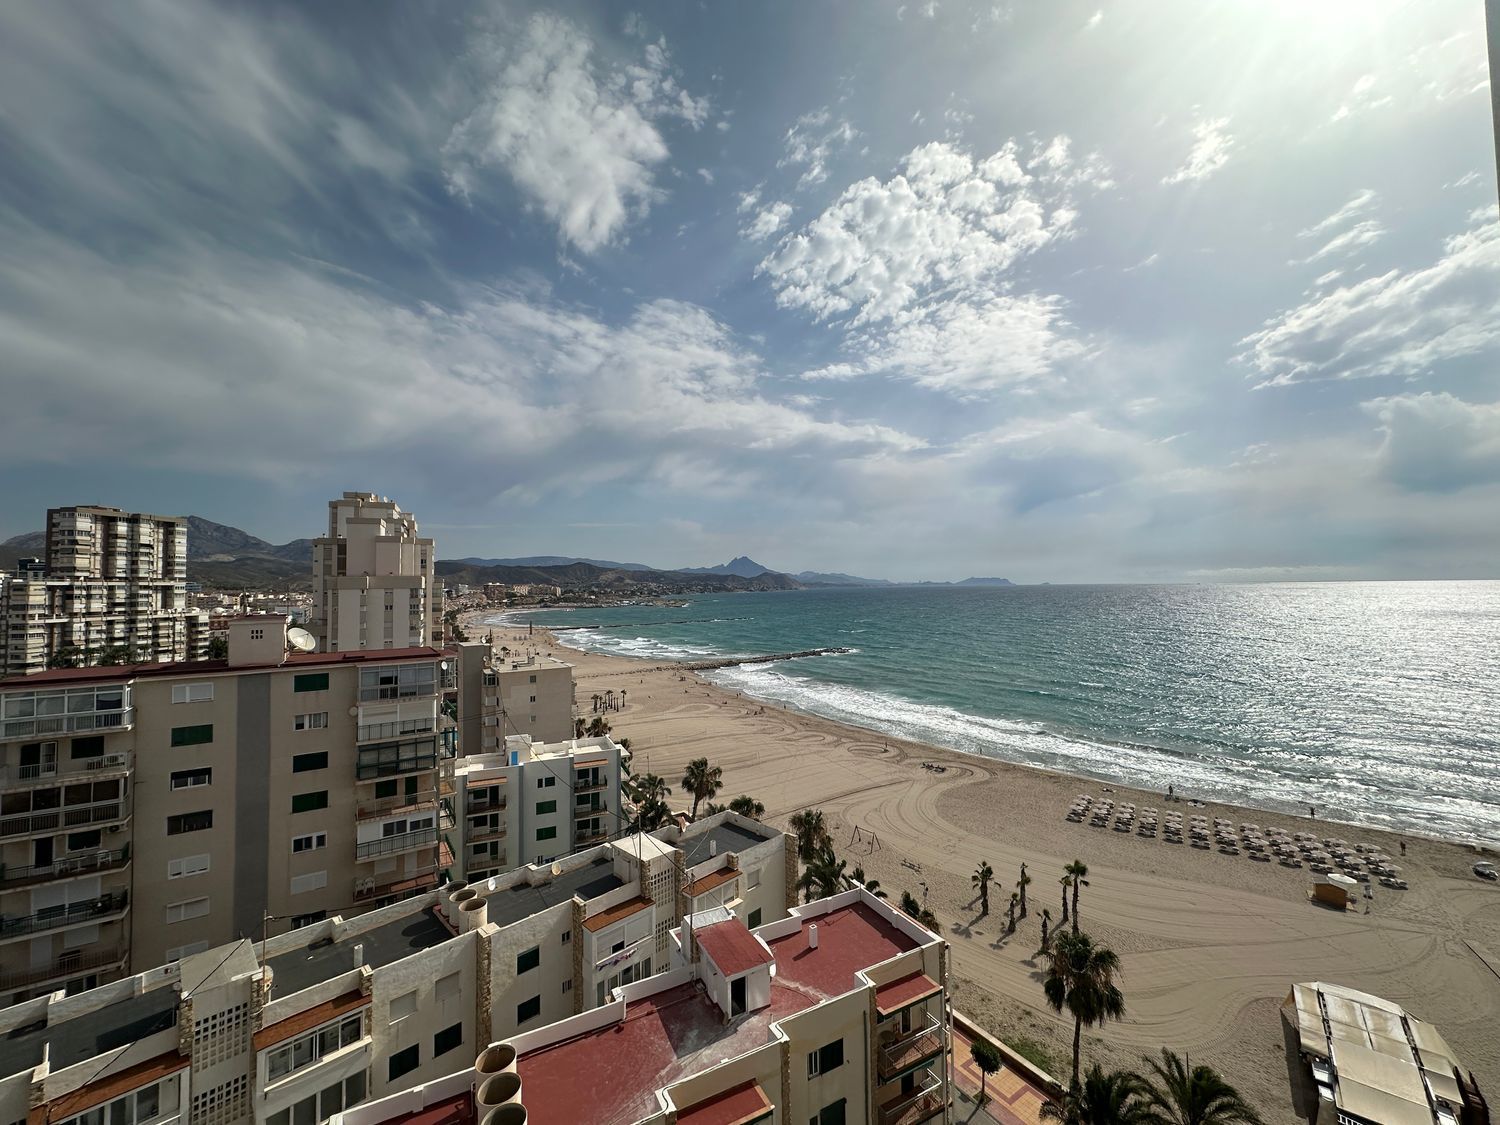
[808,924,818,950]
[710,840,717,857]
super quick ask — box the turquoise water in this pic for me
[493,583,1500,844]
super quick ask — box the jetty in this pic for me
[679,647,851,670]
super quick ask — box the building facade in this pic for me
[450,642,576,754]
[0,507,206,677]
[310,495,440,654]
[0,617,458,1004]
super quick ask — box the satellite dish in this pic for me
[286,627,317,653]
[551,862,563,876]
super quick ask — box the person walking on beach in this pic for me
[1400,840,1406,856]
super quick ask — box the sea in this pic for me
[491,582,1500,845]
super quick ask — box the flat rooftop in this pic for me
[518,980,807,1125]
[483,856,624,929]
[269,907,453,997]
[517,901,922,1125]
[0,987,178,1080]
[676,821,778,868]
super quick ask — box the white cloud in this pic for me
[1084,10,1103,30]
[1300,189,1377,238]
[696,168,714,184]
[443,14,708,253]
[1241,213,1500,386]
[921,1,939,18]
[778,108,858,189]
[759,139,1095,325]
[1303,220,1385,263]
[742,200,793,241]
[1161,117,1234,185]
[1363,392,1500,492]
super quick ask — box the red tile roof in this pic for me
[875,970,941,1016]
[768,902,920,1002]
[676,1079,773,1125]
[696,920,773,977]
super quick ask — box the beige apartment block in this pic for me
[1,506,205,677]
[0,616,459,1003]
[450,641,576,755]
[0,817,799,1125]
[310,494,440,654]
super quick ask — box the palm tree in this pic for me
[848,866,887,898]
[1042,1064,1154,1125]
[1019,862,1032,918]
[789,809,831,863]
[1066,860,1089,933]
[1139,1050,1264,1125]
[682,758,724,820]
[973,861,995,915]
[1060,874,1071,925]
[1043,929,1126,1091]
[1007,891,1019,933]
[798,846,847,903]
[728,795,765,820]
[1040,907,1053,951]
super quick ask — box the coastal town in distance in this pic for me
[3,2,1499,1124]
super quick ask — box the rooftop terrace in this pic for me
[767,902,919,1003]
[269,907,452,997]
[676,821,777,869]
[483,856,624,929]
[0,987,178,1080]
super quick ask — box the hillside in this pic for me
[435,558,802,593]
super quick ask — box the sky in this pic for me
[0,0,1497,583]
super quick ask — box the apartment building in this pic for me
[323,887,951,1125]
[310,495,441,653]
[0,616,458,1003]
[0,816,796,1125]
[450,642,575,753]
[0,507,206,677]
[450,735,624,882]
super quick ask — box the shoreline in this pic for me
[464,609,1500,1121]
[471,609,1489,853]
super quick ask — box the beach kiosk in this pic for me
[1310,872,1358,910]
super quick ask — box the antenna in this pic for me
[286,626,317,653]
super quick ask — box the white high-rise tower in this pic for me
[310,493,441,651]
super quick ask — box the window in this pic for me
[529,695,536,703]
[535,826,557,842]
[67,830,101,851]
[291,911,326,929]
[265,1072,364,1125]
[250,628,264,641]
[166,941,209,962]
[70,735,104,760]
[808,1039,844,1077]
[265,1013,363,1080]
[291,791,328,814]
[516,996,541,1025]
[294,712,328,731]
[292,833,327,853]
[358,663,437,702]
[535,800,557,815]
[172,683,214,704]
[168,854,210,879]
[516,947,540,974]
[170,724,213,747]
[747,869,762,890]
[436,972,460,1002]
[389,991,416,1023]
[812,1101,847,1125]
[292,752,328,773]
[374,779,398,799]
[387,1045,419,1082]
[561,930,571,945]
[167,810,212,835]
[536,775,556,789]
[170,767,211,790]
[562,979,571,994]
[528,675,536,684]
[54,1082,166,1125]
[433,1023,463,1057]
[290,871,328,895]
[294,673,329,693]
[165,897,210,924]
[747,908,762,928]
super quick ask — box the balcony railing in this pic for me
[877,1017,944,1080]
[0,846,131,891]
[574,801,607,820]
[356,794,438,821]
[468,821,507,844]
[573,778,607,795]
[355,827,439,861]
[466,795,506,815]
[353,869,442,903]
[1,892,129,939]
[574,828,609,847]
[0,799,129,841]
[2,708,134,741]
[0,945,128,992]
[877,1069,945,1125]
[0,752,132,786]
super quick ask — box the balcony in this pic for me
[877,1070,945,1125]
[0,846,131,891]
[574,801,607,820]
[0,945,128,993]
[0,752,133,788]
[0,799,129,842]
[574,777,608,795]
[353,870,442,903]
[574,828,609,847]
[2,708,134,742]
[878,1017,945,1081]
[468,819,507,844]
[0,891,129,941]
[466,794,506,816]
[356,794,438,822]
[355,827,439,861]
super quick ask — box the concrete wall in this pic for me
[662,1040,784,1125]
[369,931,476,1098]
[487,901,572,1040]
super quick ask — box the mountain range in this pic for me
[1,523,1011,590]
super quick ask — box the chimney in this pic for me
[352,943,364,969]
[808,924,818,950]
[710,840,717,857]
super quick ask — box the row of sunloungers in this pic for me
[1065,799,1409,890]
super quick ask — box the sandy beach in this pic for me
[473,615,1500,1123]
